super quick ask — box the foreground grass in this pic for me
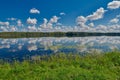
[0,52,120,80]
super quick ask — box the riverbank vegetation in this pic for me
[0,52,120,80]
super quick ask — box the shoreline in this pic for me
[0,32,120,38]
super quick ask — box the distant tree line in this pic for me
[0,32,120,38]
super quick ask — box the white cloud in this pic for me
[74,7,106,32]
[17,20,23,26]
[0,21,9,26]
[110,18,119,23]
[40,16,60,30]
[87,7,106,21]
[40,18,52,29]
[60,12,66,15]
[88,23,94,27]
[108,24,120,32]
[116,14,120,18]
[47,23,53,29]
[72,1,120,32]
[76,7,106,30]
[40,18,48,29]
[108,1,120,9]
[0,26,8,32]
[96,25,107,31]
[10,26,17,32]
[7,18,17,21]
[30,8,40,14]
[43,18,48,24]
[28,26,37,31]
[76,16,87,27]
[27,17,37,25]
[49,16,60,23]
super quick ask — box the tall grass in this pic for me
[0,52,120,80]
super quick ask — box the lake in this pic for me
[0,36,120,61]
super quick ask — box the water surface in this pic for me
[0,36,120,60]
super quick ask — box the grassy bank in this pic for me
[0,52,120,80]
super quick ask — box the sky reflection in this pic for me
[0,36,120,60]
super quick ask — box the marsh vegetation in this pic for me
[0,52,120,80]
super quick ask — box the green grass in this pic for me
[0,52,120,80]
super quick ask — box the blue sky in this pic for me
[0,0,120,32]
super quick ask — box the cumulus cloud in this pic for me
[28,26,37,31]
[96,25,107,31]
[40,16,60,30]
[0,26,17,32]
[17,20,23,27]
[10,26,17,32]
[30,8,40,14]
[40,18,52,29]
[108,1,120,9]
[75,7,110,32]
[76,16,87,27]
[49,16,60,23]
[41,18,49,28]
[0,21,9,26]
[88,23,94,27]
[110,18,119,24]
[87,7,106,21]
[27,17,37,25]
[76,7,106,30]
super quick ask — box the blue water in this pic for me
[0,36,120,60]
